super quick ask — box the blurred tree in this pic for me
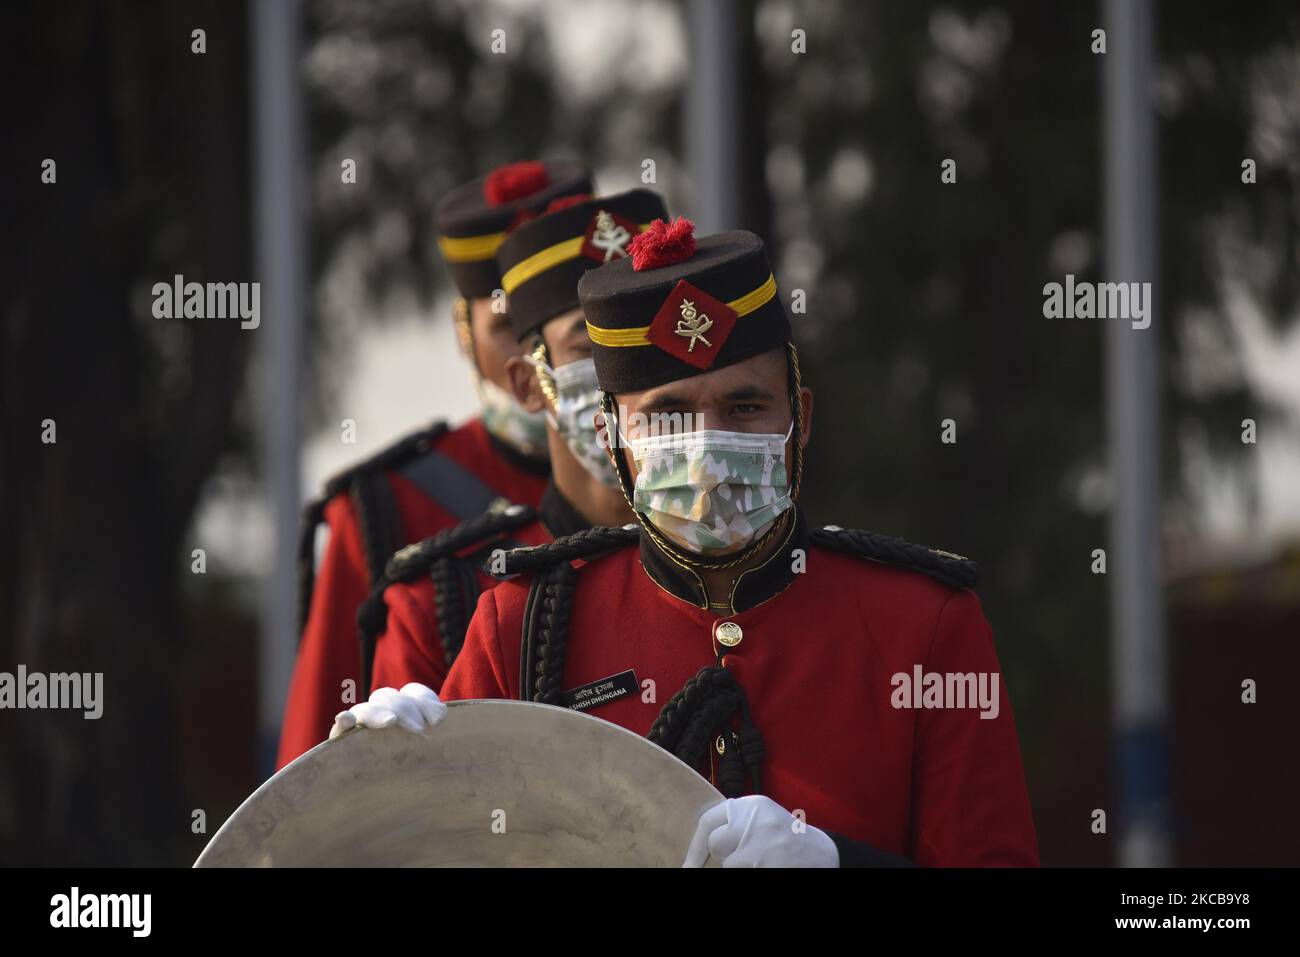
[0,0,251,863]
[757,0,1300,864]
[300,0,680,421]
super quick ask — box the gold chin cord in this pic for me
[453,296,477,370]
[530,338,559,408]
[601,341,807,575]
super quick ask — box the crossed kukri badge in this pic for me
[675,299,713,352]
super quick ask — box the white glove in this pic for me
[328,683,447,739]
[682,795,840,868]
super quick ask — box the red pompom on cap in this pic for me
[484,161,550,206]
[545,192,592,213]
[629,217,696,271]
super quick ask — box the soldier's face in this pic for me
[540,308,593,368]
[502,307,592,414]
[611,348,813,487]
[467,296,524,391]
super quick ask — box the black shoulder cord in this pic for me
[514,535,766,798]
[809,526,979,590]
[430,553,486,667]
[503,525,639,575]
[356,504,536,693]
[513,526,639,701]
[295,497,328,634]
[647,663,765,799]
[520,561,577,706]
[294,421,451,636]
[350,471,404,592]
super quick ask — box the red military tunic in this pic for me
[370,482,591,694]
[276,417,548,770]
[440,515,1039,866]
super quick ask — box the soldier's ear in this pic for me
[797,387,813,449]
[505,355,547,413]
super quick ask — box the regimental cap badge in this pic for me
[675,298,712,352]
[582,208,639,264]
[645,279,737,369]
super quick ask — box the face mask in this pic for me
[622,422,795,555]
[475,374,549,459]
[533,357,620,489]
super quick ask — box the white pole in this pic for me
[685,0,741,233]
[252,0,305,775]
[1103,0,1170,867]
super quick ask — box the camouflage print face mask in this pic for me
[533,356,620,489]
[624,422,795,555]
[475,374,549,460]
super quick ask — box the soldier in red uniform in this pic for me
[275,160,593,769]
[333,220,1038,867]
[360,189,667,694]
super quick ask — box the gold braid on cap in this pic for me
[600,341,806,583]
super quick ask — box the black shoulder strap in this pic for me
[351,426,510,587]
[370,433,522,587]
[809,525,978,590]
[397,449,503,522]
[513,525,640,702]
[319,421,450,501]
[355,503,537,694]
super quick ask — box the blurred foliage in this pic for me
[757,0,1300,862]
[3,0,252,864]
[759,3,1114,854]
[301,0,681,423]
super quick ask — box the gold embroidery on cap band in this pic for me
[585,273,778,348]
[501,223,654,294]
[438,231,509,263]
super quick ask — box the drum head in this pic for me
[195,699,722,867]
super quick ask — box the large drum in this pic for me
[196,699,722,867]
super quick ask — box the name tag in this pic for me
[559,669,639,713]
